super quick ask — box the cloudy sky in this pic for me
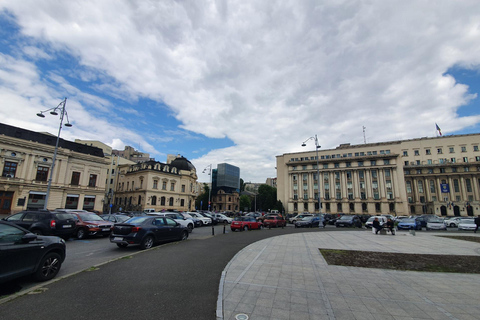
[1,1,480,183]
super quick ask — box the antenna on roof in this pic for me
[363,126,367,144]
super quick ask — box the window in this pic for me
[404,161,409,166]
[453,179,459,192]
[474,146,479,151]
[461,146,467,152]
[88,174,97,187]
[303,173,308,181]
[151,196,157,205]
[464,167,469,172]
[162,181,167,190]
[153,180,158,189]
[371,160,376,166]
[451,158,456,163]
[323,164,328,169]
[346,171,352,180]
[2,161,17,178]
[292,166,297,171]
[181,185,186,192]
[36,166,49,181]
[427,159,432,164]
[440,168,446,173]
[405,170,410,175]
[428,168,433,174]
[71,172,81,185]
[449,147,455,153]
[426,149,431,155]
[334,163,340,168]
[302,165,307,170]
[463,157,468,163]
[358,161,364,167]
[384,159,390,165]
[466,179,472,192]
[452,167,457,173]
[371,170,377,178]
[437,148,443,154]
[416,160,421,165]
[414,150,419,156]
[418,180,424,193]
[359,170,364,179]
[170,183,175,191]
[403,151,408,156]
[416,169,422,174]
[406,181,412,193]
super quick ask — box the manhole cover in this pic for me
[235,314,249,320]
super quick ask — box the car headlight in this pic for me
[87,224,97,228]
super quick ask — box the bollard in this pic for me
[223,222,226,234]
[212,224,215,236]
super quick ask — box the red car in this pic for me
[230,216,263,231]
[263,215,286,228]
[71,212,114,239]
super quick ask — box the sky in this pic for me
[1,1,480,183]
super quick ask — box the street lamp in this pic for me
[202,164,212,211]
[37,98,72,210]
[302,134,321,214]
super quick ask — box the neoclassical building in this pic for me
[0,123,108,215]
[114,155,198,212]
[277,134,480,217]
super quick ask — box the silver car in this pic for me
[457,218,476,231]
[444,217,462,228]
[426,218,447,230]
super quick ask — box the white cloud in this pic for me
[1,0,480,182]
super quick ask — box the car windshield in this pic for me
[126,216,150,224]
[183,213,193,218]
[234,217,245,221]
[339,216,353,221]
[54,213,76,220]
[301,217,313,221]
[77,213,104,221]
[402,219,416,222]
[429,219,444,223]
[460,219,475,224]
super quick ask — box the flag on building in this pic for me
[435,123,442,136]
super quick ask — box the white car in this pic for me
[187,212,212,226]
[289,214,313,224]
[365,216,388,229]
[212,213,233,224]
[147,212,195,233]
[444,217,462,228]
[426,218,447,230]
[458,218,476,231]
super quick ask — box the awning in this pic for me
[66,194,79,198]
[84,195,96,199]
[29,191,47,195]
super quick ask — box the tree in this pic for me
[195,183,210,210]
[255,185,277,212]
[240,195,251,212]
[240,178,245,191]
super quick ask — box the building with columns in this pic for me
[276,134,480,217]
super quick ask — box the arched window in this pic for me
[161,197,166,206]
[337,203,342,212]
[169,197,174,206]
[151,196,157,205]
[349,203,354,212]
[362,203,367,212]
[129,196,132,205]
[375,203,381,212]
[138,195,141,205]
[389,203,395,213]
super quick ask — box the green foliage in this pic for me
[240,195,251,211]
[255,185,277,212]
[195,183,210,210]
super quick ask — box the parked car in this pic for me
[147,212,195,233]
[295,215,322,228]
[179,212,202,228]
[198,212,219,225]
[0,221,66,284]
[230,216,263,231]
[289,213,313,224]
[458,218,476,231]
[365,216,387,228]
[335,215,362,228]
[246,212,263,221]
[3,210,76,240]
[69,211,114,239]
[397,218,422,230]
[110,216,188,249]
[444,217,462,228]
[211,213,233,224]
[99,214,130,223]
[263,215,286,228]
[187,212,212,226]
[426,218,447,231]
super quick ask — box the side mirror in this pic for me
[22,233,38,243]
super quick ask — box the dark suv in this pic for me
[3,210,77,240]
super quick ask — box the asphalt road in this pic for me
[0,225,469,320]
[0,226,323,320]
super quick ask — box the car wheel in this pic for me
[450,223,455,227]
[244,226,249,231]
[180,231,188,241]
[117,243,128,248]
[187,224,193,233]
[31,229,43,235]
[34,252,62,281]
[76,228,86,239]
[140,236,154,250]
[231,228,235,232]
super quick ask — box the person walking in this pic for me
[372,217,383,234]
[474,215,480,233]
[385,218,395,235]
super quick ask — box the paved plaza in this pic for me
[219,231,480,320]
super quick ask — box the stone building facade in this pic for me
[277,134,480,217]
[0,123,107,215]
[114,156,198,212]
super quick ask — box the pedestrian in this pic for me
[372,217,383,234]
[474,215,480,233]
[385,218,395,235]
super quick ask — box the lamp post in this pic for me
[37,98,72,210]
[302,134,321,214]
[202,164,212,211]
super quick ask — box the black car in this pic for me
[0,221,66,284]
[199,212,218,225]
[3,210,76,240]
[335,215,362,228]
[294,216,321,228]
[110,216,189,250]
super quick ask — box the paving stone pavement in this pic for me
[218,231,480,320]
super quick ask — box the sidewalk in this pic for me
[219,231,480,320]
